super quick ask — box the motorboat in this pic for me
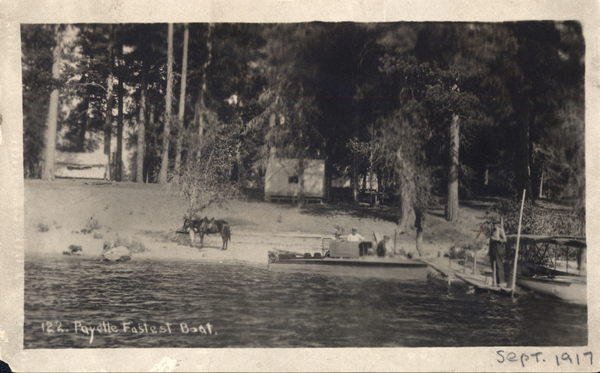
[267,241,428,281]
[506,235,586,305]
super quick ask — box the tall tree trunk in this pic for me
[136,61,148,183]
[368,150,375,207]
[201,23,214,133]
[76,74,90,152]
[445,113,460,222]
[146,103,156,183]
[395,150,415,231]
[362,173,367,192]
[193,98,200,133]
[115,39,124,181]
[159,23,174,184]
[352,153,359,207]
[520,115,533,200]
[193,98,203,158]
[103,25,114,180]
[414,207,424,257]
[368,123,376,206]
[538,169,544,198]
[196,23,213,159]
[397,187,413,230]
[512,96,533,200]
[42,25,60,181]
[174,23,189,177]
[268,113,276,159]
[325,163,331,202]
[397,177,415,232]
[298,157,305,206]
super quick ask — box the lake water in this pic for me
[24,254,587,348]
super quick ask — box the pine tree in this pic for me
[159,23,174,184]
[41,25,61,181]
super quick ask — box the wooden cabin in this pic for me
[54,151,108,179]
[264,158,325,203]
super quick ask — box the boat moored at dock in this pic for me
[267,241,428,281]
[507,235,586,305]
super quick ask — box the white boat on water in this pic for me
[515,274,585,305]
[507,235,586,305]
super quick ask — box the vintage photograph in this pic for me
[19,21,588,352]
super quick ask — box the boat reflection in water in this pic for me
[267,240,428,281]
[507,235,586,305]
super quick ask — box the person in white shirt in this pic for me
[347,227,364,242]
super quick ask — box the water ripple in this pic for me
[24,255,587,348]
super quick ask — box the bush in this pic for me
[487,198,585,237]
[37,222,50,232]
[170,138,239,216]
[85,217,102,231]
[446,245,478,260]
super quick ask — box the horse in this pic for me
[201,217,232,250]
[182,216,231,250]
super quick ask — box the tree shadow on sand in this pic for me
[298,202,400,223]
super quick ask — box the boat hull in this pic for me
[516,275,586,305]
[268,257,428,281]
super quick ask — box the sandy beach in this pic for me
[24,179,492,265]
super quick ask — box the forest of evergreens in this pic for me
[21,22,585,231]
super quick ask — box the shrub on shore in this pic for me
[37,221,50,232]
[487,199,585,237]
[80,217,102,234]
[85,217,101,231]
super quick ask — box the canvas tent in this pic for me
[54,151,108,179]
[264,158,325,202]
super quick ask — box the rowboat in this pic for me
[507,235,586,305]
[267,241,428,281]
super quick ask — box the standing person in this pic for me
[489,219,507,286]
[376,235,391,257]
[347,226,364,242]
[333,226,344,240]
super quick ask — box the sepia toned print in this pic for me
[1,1,598,371]
[21,21,586,349]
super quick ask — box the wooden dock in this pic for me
[422,256,517,296]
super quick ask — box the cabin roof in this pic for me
[55,151,108,166]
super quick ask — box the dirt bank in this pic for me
[24,179,492,264]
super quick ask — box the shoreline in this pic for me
[24,179,480,266]
[25,226,453,267]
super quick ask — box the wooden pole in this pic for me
[578,248,581,275]
[539,170,544,199]
[394,229,397,255]
[448,255,452,287]
[511,190,527,297]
